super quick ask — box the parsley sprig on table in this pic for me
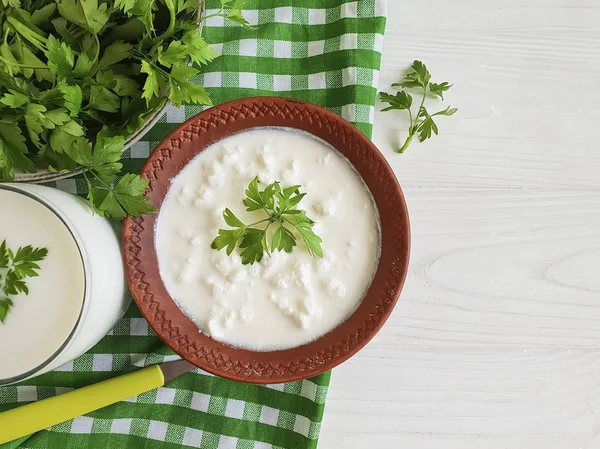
[211,178,324,265]
[0,0,249,219]
[380,60,458,153]
[0,240,48,323]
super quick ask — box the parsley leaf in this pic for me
[223,207,245,227]
[243,176,263,211]
[271,226,296,253]
[380,60,458,153]
[114,0,136,13]
[140,60,163,102]
[181,31,218,65]
[62,132,156,219]
[289,212,323,258]
[432,105,459,117]
[0,241,8,268]
[45,35,74,77]
[87,85,121,113]
[417,107,439,142]
[56,0,89,30]
[0,126,36,179]
[112,74,140,97]
[0,43,21,77]
[1,91,30,108]
[72,52,94,77]
[394,60,431,90]
[211,178,323,265]
[24,103,47,147]
[158,41,189,68]
[212,228,247,256]
[239,228,268,265]
[51,17,79,48]
[429,82,452,99]
[31,4,58,26]
[79,0,110,34]
[379,91,412,112]
[97,41,133,71]
[95,173,155,219]
[0,299,13,324]
[1,0,21,8]
[0,240,48,323]
[57,82,83,116]
[168,63,211,106]
[223,0,251,28]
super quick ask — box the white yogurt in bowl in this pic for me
[156,128,380,351]
[0,184,129,384]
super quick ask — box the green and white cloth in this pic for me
[0,1,387,448]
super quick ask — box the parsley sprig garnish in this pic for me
[0,240,48,323]
[0,0,250,219]
[211,178,324,265]
[380,60,458,153]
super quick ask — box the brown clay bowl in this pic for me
[122,97,410,383]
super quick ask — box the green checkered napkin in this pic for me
[0,1,387,448]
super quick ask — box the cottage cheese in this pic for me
[156,128,380,351]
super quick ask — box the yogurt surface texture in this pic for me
[156,128,380,351]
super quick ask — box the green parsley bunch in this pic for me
[0,0,249,219]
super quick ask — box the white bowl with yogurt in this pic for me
[0,184,129,385]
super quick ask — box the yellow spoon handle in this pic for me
[0,365,164,445]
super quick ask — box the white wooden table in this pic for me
[319,1,600,447]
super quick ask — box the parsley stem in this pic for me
[0,55,46,70]
[397,90,427,153]
[6,16,47,51]
[199,10,227,23]
[156,2,177,41]
[263,222,272,255]
[418,90,427,116]
[152,63,171,79]
[81,169,93,186]
[132,53,171,80]
[407,106,414,129]
[91,170,111,189]
[398,105,416,153]
[82,169,110,192]
[92,33,100,66]
[398,135,414,154]
[247,218,270,228]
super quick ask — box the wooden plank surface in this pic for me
[319,1,600,447]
